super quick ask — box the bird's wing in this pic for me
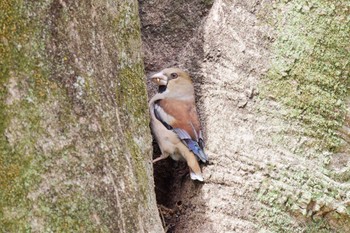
[154,99,208,162]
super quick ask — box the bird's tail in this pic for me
[190,171,204,182]
[177,143,204,182]
[184,139,208,163]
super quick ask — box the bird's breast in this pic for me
[151,119,180,153]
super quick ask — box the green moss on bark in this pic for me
[1,0,162,232]
[0,0,47,230]
[262,0,349,152]
[257,1,350,232]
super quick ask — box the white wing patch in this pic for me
[154,104,175,125]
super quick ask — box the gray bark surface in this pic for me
[0,0,163,232]
[141,0,349,232]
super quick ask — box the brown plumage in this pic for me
[157,99,201,140]
[149,67,207,181]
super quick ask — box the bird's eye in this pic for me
[170,73,178,79]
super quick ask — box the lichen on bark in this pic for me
[258,0,350,232]
[0,0,162,232]
[262,0,349,152]
[140,0,349,232]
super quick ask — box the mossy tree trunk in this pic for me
[141,0,349,232]
[0,0,163,232]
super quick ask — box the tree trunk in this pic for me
[141,0,349,232]
[0,0,163,232]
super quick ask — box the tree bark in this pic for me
[141,0,349,232]
[0,0,163,232]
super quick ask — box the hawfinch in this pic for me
[148,68,208,181]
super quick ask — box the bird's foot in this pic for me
[153,154,168,163]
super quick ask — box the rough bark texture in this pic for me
[0,0,163,232]
[141,0,349,232]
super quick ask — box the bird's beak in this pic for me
[149,72,168,86]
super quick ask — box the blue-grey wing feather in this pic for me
[173,128,208,162]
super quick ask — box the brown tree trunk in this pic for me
[141,0,350,232]
[0,0,163,232]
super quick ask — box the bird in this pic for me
[148,67,208,181]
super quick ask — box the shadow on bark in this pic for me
[139,0,214,231]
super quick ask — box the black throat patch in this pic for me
[158,85,167,93]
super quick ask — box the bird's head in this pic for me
[149,67,194,96]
